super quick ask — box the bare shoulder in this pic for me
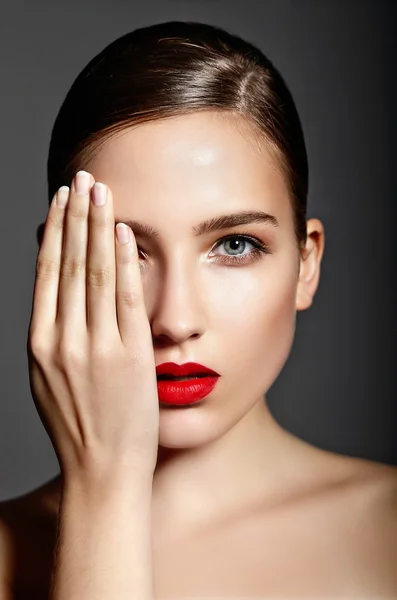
[341,455,397,509]
[300,453,397,595]
[317,454,397,594]
[354,458,397,532]
[309,450,397,526]
[349,459,397,588]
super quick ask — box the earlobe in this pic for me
[295,218,325,312]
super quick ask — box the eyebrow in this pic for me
[115,210,279,240]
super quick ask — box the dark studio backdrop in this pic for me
[0,0,395,500]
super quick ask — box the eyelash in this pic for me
[209,233,272,266]
[137,233,272,266]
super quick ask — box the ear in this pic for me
[36,223,45,248]
[295,218,325,311]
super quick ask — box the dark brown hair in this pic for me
[47,21,308,250]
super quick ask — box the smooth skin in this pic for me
[30,172,159,599]
[30,175,160,480]
[28,171,159,478]
[0,111,397,599]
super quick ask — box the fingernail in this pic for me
[56,186,69,208]
[92,182,107,206]
[116,223,130,244]
[74,170,90,195]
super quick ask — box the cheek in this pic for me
[211,259,298,386]
[212,258,297,331]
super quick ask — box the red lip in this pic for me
[156,362,220,377]
[155,362,220,406]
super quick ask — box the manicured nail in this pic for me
[56,186,69,208]
[116,223,130,244]
[92,182,107,206]
[74,170,90,195]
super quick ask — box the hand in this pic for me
[27,171,159,484]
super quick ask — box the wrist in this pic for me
[61,465,153,506]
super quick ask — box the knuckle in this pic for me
[68,206,88,221]
[47,211,64,229]
[36,256,59,281]
[28,331,51,359]
[117,248,134,266]
[89,211,111,229]
[116,289,142,309]
[58,336,85,364]
[87,266,111,287]
[61,257,86,279]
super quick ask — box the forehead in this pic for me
[86,111,291,222]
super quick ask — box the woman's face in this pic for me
[86,111,305,449]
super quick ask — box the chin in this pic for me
[157,402,223,449]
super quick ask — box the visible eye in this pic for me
[209,233,272,266]
[136,247,149,272]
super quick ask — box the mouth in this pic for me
[155,362,220,379]
[156,374,210,381]
[156,370,220,406]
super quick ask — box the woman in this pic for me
[0,20,396,599]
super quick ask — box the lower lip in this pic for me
[157,376,219,406]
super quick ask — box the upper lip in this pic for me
[156,362,220,377]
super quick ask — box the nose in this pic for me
[149,259,206,347]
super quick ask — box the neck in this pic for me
[42,397,327,535]
[151,397,301,535]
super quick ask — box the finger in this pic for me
[86,182,117,336]
[57,170,94,330]
[115,225,150,348]
[29,186,70,334]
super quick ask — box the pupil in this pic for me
[227,239,244,254]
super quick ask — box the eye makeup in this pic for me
[136,230,273,269]
[209,232,272,266]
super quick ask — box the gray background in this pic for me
[0,0,395,501]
